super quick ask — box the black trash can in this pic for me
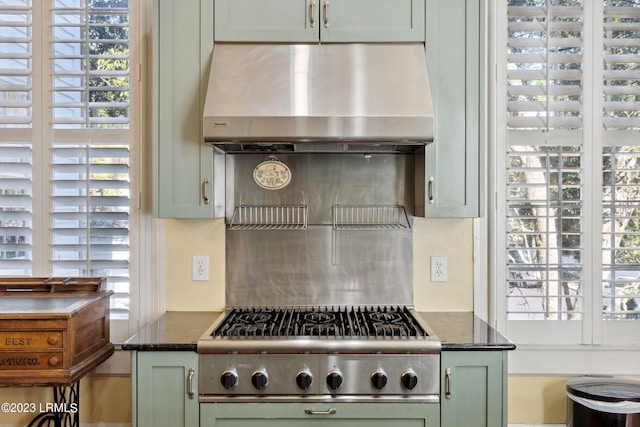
[567,376,640,427]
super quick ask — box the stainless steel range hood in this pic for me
[203,43,434,152]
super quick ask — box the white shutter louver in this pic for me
[603,1,640,131]
[52,0,129,129]
[506,145,583,320]
[51,144,130,318]
[0,144,32,275]
[0,0,32,127]
[602,146,640,320]
[507,1,584,132]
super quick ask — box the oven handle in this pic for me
[187,368,195,399]
[445,367,452,399]
[305,408,337,415]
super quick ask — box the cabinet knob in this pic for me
[48,357,59,367]
[48,336,58,345]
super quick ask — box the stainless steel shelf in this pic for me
[332,205,410,230]
[229,205,308,230]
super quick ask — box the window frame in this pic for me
[0,0,159,357]
[489,0,640,375]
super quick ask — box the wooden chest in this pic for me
[0,278,114,386]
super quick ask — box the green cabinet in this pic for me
[214,0,425,42]
[200,402,439,426]
[154,0,485,218]
[153,0,216,218]
[441,351,507,427]
[132,351,199,427]
[424,0,485,217]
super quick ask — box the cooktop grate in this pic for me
[212,306,428,338]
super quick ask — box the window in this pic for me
[495,0,640,350]
[0,0,138,340]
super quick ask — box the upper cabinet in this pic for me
[214,0,425,43]
[153,0,217,218]
[153,0,485,218]
[424,0,485,217]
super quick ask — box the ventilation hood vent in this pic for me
[203,43,434,151]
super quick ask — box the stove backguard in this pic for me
[222,152,421,307]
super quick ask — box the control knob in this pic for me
[220,369,238,390]
[401,369,418,390]
[251,369,269,390]
[370,369,388,390]
[296,370,313,390]
[326,369,343,390]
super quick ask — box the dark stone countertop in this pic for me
[418,311,515,351]
[122,311,515,351]
[122,311,222,350]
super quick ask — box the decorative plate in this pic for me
[253,159,292,190]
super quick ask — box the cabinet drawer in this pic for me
[0,352,64,370]
[0,331,63,349]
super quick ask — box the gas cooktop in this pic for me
[213,305,428,338]
[197,305,441,400]
[198,305,440,354]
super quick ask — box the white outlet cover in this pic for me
[430,256,447,282]
[192,255,209,281]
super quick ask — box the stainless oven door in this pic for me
[201,402,440,426]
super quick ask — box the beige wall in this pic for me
[162,217,475,312]
[509,376,571,424]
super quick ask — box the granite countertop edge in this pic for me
[122,311,516,352]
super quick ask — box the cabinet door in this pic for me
[424,0,485,217]
[201,402,439,426]
[321,0,425,42]
[214,0,425,43]
[134,351,199,427]
[441,351,506,427]
[154,0,215,218]
[215,0,319,42]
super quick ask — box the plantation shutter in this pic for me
[0,2,33,276]
[51,145,130,319]
[0,0,32,126]
[52,0,129,129]
[503,0,585,344]
[0,1,134,335]
[602,2,640,136]
[0,145,32,276]
[506,2,584,140]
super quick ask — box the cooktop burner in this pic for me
[212,306,428,338]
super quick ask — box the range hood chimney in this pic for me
[203,43,434,152]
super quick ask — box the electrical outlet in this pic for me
[192,255,209,281]
[430,256,447,282]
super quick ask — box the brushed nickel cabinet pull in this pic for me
[305,408,337,415]
[445,367,452,399]
[309,0,315,28]
[202,177,210,205]
[428,176,435,204]
[187,368,195,399]
[323,0,329,28]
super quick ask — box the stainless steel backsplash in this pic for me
[223,152,418,307]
